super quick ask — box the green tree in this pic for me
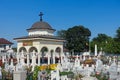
[12,47,17,52]
[57,30,67,39]
[92,34,110,42]
[65,25,91,52]
[91,33,113,53]
[115,27,120,41]
[113,27,120,53]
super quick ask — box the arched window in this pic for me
[55,47,61,53]
[41,47,48,53]
[41,47,48,64]
[29,47,38,53]
[19,47,27,52]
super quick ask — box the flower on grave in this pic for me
[96,72,100,75]
[39,65,48,71]
[39,64,57,71]
[49,64,57,70]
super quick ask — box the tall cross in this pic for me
[39,12,44,21]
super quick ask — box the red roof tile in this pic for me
[0,38,13,45]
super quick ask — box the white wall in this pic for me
[17,39,64,55]
[28,29,54,36]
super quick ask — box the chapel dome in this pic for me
[27,21,55,31]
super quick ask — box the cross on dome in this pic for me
[39,12,44,21]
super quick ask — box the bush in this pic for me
[60,71,73,76]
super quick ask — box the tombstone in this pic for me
[57,61,62,71]
[2,55,5,63]
[79,55,82,61]
[81,64,84,68]
[51,69,60,80]
[94,44,97,56]
[86,68,91,77]
[60,75,68,80]
[117,61,120,73]
[0,67,2,79]
[10,59,14,67]
[60,54,63,64]
[15,60,23,71]
[31,51,36,65]
[31,51,37,71]
[37,71,41,80]
[28,72,33,80]
[109,57,112,65]
[31,53,36,65]
[98,47,103,56]
[5,61,9,71]
[17,53,27,71]
[39,71,47,80]
[61,56,69,71]
[96,58,103,73]
[83,55,86,61]
[13,71,26,80]
[81,76,98,80]
[16,53,20,63]
[74,55,80,67]
[9,59,15,72]
[20,51,25,65]
[109,58,117,80]
[89,66,95,75]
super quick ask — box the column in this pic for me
[60,53,63,64]
[16,53,20,63]
[38,53,40,66]
[47,55,50,65]
[41,52,44,64]
[27,53,30,66]
[10,59,14,66]
[53,53,55,64]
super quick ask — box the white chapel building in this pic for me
[14,12,65,62]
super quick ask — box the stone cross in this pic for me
[20,50,25,65]
[31,50,36,66]
[74,55,80,67]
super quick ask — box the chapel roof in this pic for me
[27,12,55,31]
[14,35,64,41]
[27,21,55,31]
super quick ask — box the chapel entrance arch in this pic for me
[55,47,61,56]
[50,49,54,64]
[19,47,27,53]
[28,47,38,63]
[40,47,48,64]
[55,47,61,63]
[29,47,38,53]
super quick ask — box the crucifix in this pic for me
[39,12,44,21]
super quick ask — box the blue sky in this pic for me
[0,0,120,47]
